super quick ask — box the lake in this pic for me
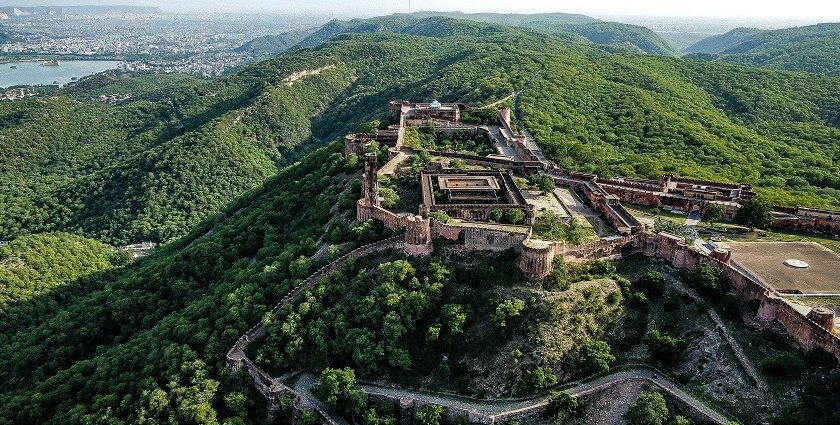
[0,60,123,88]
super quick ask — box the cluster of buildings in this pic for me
[0,87,30,101]
[0,13,320,77]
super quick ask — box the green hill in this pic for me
[684,27,764,54]
[555,21,677,55]
[234,28,315,56]
[409,11,598,26]
[297,13,676,55]
[1,18,840,423]
[688,23,840,76]
[3,15,840,249]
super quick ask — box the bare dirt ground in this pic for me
[716,241,840,294]
[522,190,571,219]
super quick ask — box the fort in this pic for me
[229,99,840,423]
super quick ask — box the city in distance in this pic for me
[1,2,839,425]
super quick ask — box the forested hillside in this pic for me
[4,15,840,249]
[2,16,840,423]
[684,27,764,54]
[234,28,315,56]
[298,13,676,55]
[687,23,840,76]
[0,23,534,245]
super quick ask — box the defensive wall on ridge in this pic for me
[228,99,840,421]
[226,236,405,422]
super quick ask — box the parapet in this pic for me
[710,248,732,264]
[807,307,836,332]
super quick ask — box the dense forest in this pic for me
[687,23,840,76]
[1,15,840,424]
[296,13,675,55]
[234,29,316,56]
[684,27,764,55]
[0,143,372,424]
[4,16,840,248]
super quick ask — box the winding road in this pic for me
[286,366,733,424]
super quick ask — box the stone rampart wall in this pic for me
[636,233,840,362]
[226,237,406,419]
[358,201,407,231]
[563,235,640,262]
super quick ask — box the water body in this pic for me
[0,60,122,88]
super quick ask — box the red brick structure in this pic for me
[389,100,460,122]
[419,169,535,225]
[771,206,840,236]
[519,239,555,279]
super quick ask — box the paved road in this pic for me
[286,368,732,424]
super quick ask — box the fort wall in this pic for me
[633,233,840,361]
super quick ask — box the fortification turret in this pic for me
[519,238,555,279]
[404,214,432,256]
[807,307,836,332]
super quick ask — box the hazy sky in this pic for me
[11,0,840,20]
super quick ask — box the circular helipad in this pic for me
[784,259,810,269]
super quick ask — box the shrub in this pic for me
[577,339,614,374]
[624,392,669,425]
[636,271,665,298]
[415,405,444,425]
[645,330,687,366]
[544,390,580,419]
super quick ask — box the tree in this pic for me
[636,271,665,298]
[577,339,615,374]
[490,209,503,222]
[298,409,318,425]
[703,203,726,226]
[504,209,525,224]
[672,415,692,425]
[545,390,580,419]
[624,392,669,425]
[528,173,555,194]
[319,368,367,415]
[429,211,450,224]
[442,304,466,334]
[689,264,723,295]
[645,330,686,366]
[379,187,399,209]
[734,199,774,230]
[524,366,557,390]
[415,405,444,425]
[356,120,381,134]
[494,297,526,327]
